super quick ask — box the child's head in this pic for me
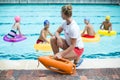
[84,18,90,24]
[14,16,20,22]
[61,5,72,20]
[44,20,50,28]
[105,15,110,22]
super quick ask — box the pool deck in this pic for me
[0,59,120,80]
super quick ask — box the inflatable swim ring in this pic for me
[3,34,26,42]
[34,38,52,51]
[34,43,52,51]
[98,30,117,36]
[38,56,76,74]
[82,34,100,42]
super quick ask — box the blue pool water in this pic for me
[0,4,120,60]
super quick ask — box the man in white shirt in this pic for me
[50,5,84,67]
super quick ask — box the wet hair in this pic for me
[61,5,72,17]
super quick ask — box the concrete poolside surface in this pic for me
[0,59,120,80]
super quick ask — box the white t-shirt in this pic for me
[61,20,84,49]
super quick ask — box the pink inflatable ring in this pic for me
[3,34,27,42]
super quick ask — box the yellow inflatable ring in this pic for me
[34,39,52,51]
[98,30,117,36]
[34,43,52,51]
[82,34,100,42]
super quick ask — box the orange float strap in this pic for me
[38,56,76,75]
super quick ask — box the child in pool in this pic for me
[100,16,112,33]
[36,20,53,44]
[81,18,95,38]
[7,16,22,38]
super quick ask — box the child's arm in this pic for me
[81,26,87,36]
[17,24,22,35]
[100,22,104,30]
[48,30,53,37]
[41,30,49,43]
[108,23,112,33]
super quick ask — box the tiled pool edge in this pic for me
[0,59,120,70]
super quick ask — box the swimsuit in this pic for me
[7,29,17,38]
[36,39,44,44]
[74,47,84,57]
[82,34,95,38]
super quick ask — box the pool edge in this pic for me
[0,58,120,70]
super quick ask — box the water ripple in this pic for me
[82,51,120,59]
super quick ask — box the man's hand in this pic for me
[54,53,62,59]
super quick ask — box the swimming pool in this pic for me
[0,4,120,60]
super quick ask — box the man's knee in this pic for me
[50,36,57,43]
